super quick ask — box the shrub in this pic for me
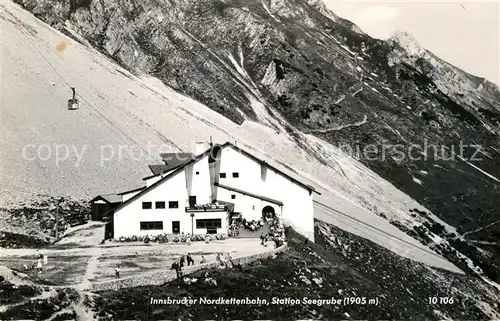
[173,237,179,243]
[144,236,150,244]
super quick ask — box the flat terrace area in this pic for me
[0,225,273,286]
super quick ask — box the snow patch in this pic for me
[261,0,280,22]
[227,53,248,80]
[412,177,423,185]
[340,45,355,56]
[457,155,500,183]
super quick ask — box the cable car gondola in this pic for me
[67,87,79,110]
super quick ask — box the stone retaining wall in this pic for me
[90,244,287,292]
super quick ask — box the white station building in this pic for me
[95,142,318,240]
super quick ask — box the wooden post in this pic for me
[191,213,194,235]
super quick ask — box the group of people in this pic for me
[228,217,264,235]
[242,219,265,232]
[171,253,205,278]
[260,232,284,248]
[215,252,233,269]
[259,216,286,248]
[228,222,240,237]
[24,252,46,274]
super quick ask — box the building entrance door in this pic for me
[172,221,180,234]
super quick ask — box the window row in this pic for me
[220,172,239,178]
[139,219,222,231]
[142,201,178,209]
[196,219,222,229]
[140,221,163,230]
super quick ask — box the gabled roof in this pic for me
[89,194,122,204]
[144,153,194,179]
[117,186,146,195]
[114,142,318,213]
[214,182,283,206]
[143,163,187,181]
[220,142,319,194]
[148,165,170,175]
[159,153,193,164]
[114,148,214,213]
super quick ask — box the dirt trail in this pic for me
[71,247,102,320]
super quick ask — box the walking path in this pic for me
[0,238,274,284]
[0,237,282,319]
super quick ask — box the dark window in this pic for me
[196,171,200,175]
[231,194,236,199]
[140,221,163,230]
[142,202,152,209]
[196,219,222,229]
[232,172,239,178]
[220,173,226,178]
[168,201,179,209]
[189,196,197,207]
[155,201,165,209]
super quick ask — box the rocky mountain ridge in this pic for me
[388,30,500,118]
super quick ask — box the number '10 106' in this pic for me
[428,297,454,304]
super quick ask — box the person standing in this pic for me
[187,253,194,266]
[115,265,120,278]
[36,258,43,274]
[219,253,226,268]
[171,261,182,279]
[225,253,233,268]
[200,255,206,264]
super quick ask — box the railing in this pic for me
[185,204,228,212]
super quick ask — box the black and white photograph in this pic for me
[0,0,499,319]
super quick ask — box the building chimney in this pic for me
[195,142,206,156]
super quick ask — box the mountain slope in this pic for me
[2,0,500,283]
[0,0,467,274]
